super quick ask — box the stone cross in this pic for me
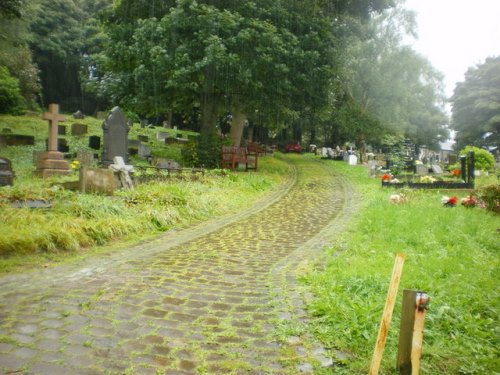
[43,104,65,152]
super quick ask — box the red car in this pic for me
[284,142,302,153]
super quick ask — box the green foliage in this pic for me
[459,145,495,171]
[0,66,24,114]
[478,184,500,214]
[451,56,500,150]
[305,161,500,374]
[182,132,227,168]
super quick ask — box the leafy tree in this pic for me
[0,66,24,114]
[459,146,495,171]
[451,56,500,151]
[0,1,40,108]
[337,5,448,153]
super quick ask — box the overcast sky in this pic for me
[404,0,500,98]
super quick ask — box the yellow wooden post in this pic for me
[368,253,405,375]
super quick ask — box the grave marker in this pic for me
[101,106,129,167]
[89,135,101,150]
[71,123,88,136]
[0,157,14,186]
[35,104,71,178]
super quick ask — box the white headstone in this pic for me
[348,154,358,166]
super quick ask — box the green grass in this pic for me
[304,161,499,374]
[0,113,289,272]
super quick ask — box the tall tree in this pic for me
[451,56,500,151]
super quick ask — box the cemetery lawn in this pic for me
[304,161,499,375]
[0,113,289,273]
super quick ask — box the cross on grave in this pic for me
[35,104,71,178]
[43,104,65,152]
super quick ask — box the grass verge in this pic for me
[304,161,499,374]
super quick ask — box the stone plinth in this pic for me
[35,151,71,178]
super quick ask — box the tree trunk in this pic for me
[200,93,218,136]
[230,109,247,147]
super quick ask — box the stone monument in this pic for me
[35,104,71,178]
[101,106,129,167]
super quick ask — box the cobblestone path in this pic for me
[0,156,356,375]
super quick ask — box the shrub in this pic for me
[0,66,24,114]
[477,184,500,214]
[459,146,495,171]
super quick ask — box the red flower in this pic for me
[448,196,458,205]
[451,169,461,177]
[381,174,392,181]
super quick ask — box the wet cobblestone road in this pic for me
[0,156,356,374]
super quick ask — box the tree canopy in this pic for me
[1,0,450,153]
[450,56,500,151]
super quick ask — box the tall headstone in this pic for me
[101,106,129,167]
[35,104,71,178]
[0,157,14,186]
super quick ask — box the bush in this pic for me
[459,146,495,171]
[0,66,24,114]
[477,184,500,214]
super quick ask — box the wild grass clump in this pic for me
[0,153,289,271]
[305,161,499,375]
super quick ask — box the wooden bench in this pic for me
[220,144,260,171]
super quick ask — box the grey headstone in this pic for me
[153,158,180,170]
[368,160,377,177]
[137,135,149,142]
[72,110,85,119]
[0,157,14,186]
[138,144,151,159]
[71,123,88,136]
[76,151,95,167]
[101,107,129,167]
[128,139,140,147]
[416,164,428,175]
[156,131,168,141]
[79,167,117,195]
[431,164,443,174]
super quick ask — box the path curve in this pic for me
[0,155,357,375]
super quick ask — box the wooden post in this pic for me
[397,290,430,374]
[368,253,405,375]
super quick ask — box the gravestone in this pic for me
[431,165,443,174]
[0,157,14,186]
[101,106,129,167]
[35,104,71,178]
[138,135,149,142]
[89,135,101,150]
[348,154,358,166]
[128,139,140,147]
[79,167,117,195]
[71,123,88,136]
[140,119,147,128]
[58,138,69,153]
[58,125,66,135]
[368,160,378,177]
[138,144,151,159]
[0,134,35,146]
[76,151,95,167]
[415,164,428,175]
[72,110,84,119]
[156,131,168,141]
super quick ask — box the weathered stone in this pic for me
[0,157,14,186]
[79,167,117,195]
[101,107,129,166]
[71,123,88,136]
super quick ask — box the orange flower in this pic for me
[381,174,392,181]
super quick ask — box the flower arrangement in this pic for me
[461,194,481,208]
[450,169,461,177]
[381,173,392,181]
[70,160,81,170]
[420,175,436,183]
[441,196,457,207]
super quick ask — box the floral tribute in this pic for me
[451,169,461,177]
[461,194,481,208]
[381,173,392,181]
[441,196,458,207]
